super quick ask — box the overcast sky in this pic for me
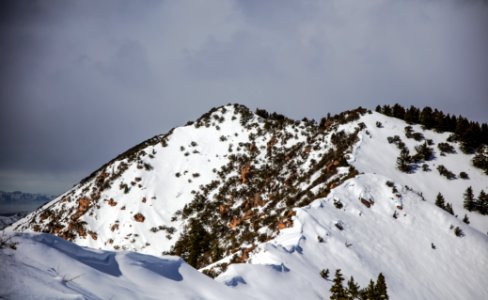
[1,0,487,195]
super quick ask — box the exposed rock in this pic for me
[229,217,240,230]
[360,198,374,208]
[88,230,98,240]
[72,197,92,220]
[111,224,119,232]
[134,213,145,222]
[240,163,251,183]
[106,198,117,207]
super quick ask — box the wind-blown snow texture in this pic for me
[2,105,487,299]
[0,233,246,300]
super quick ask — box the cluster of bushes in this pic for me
[437,165,456,180]
[437,142,455,155]
[391,135,434,173]
[412,142,434,162]
[404,126,424,141]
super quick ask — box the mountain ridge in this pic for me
[4,103,488,299]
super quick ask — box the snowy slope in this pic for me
[7,104,360,262]
[215,174,488,299]
[7,105,254,256]
[3,105,488,299]
[0,233,249,300]
[3,174,486,299]
[347,112,488,234]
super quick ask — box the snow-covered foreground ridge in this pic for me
[0,233,247,300]
[2,104,488,299]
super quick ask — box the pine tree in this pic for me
[463,214,470,224]
[435,193,445,209]
[472,147,488,175]
[347,276,360,299]
[174,219,212,268]
[455,117,469,136]
[382,105,392,116]
[366,279,378,299]
[415,142,434,161]
[375,273,389,300]
[420,107,435,129]
[396,148,411,173]
[392,103,405,119]
[444,203,454,215]
[405,106,420,124]
[435,111,450,132]
[463,186,475,211]
[330,269,347,300]
[478,190,488,215]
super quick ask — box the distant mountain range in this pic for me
[2,104,487,299]
[0,191,54,215]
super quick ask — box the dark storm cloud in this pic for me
[0,0,487,194]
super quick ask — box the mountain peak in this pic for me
[4,104,488,299]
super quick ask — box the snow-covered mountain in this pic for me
[2,104,487,299]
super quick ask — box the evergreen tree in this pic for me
[420,107,435,129]
[375,273,389,300]
[415,142,434,161]
[366,279,378,299]
[472,146,488,175]
[444,203,454,215]
[455,117,469,137]
[482,123,488,145]
[435,111,450,132]
[463,214,470,224]
[382,105,392,116]
[330,269,347,300]
[404,106,420,124]
[172,218,212,268]
[461,123,482,153]
[478,190,488,215]
[447,115,458,132]
[392,103,405,119]
[347,276,360,299]
[463,186,475,211]
[435,193,446,209]
[404,107,414,124]
[396,148,411,173]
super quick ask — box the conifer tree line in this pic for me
[375,104,487,150]
[376,104,488,174]
[325,268,389,299]
[463,186,488,215]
